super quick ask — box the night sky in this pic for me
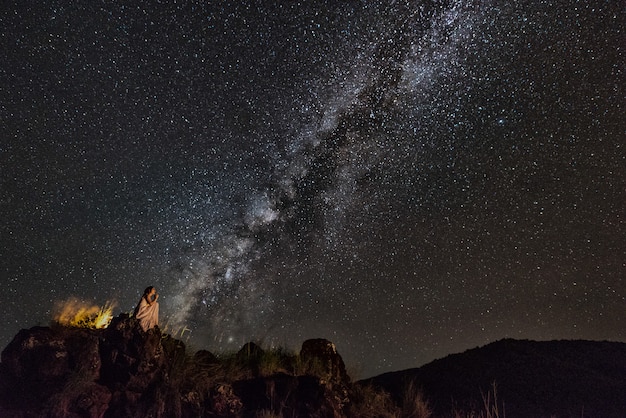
[1,1,624,378]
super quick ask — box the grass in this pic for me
[453,382,504,418]
[347,383,400,418]
[401,380,432,418]
[52,299,115,329]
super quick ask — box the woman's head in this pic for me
[143,286,156,297]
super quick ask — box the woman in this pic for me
[134,286,159,331]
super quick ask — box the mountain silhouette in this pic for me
[363,338,626,417]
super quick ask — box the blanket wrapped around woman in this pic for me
[134,286,159,331]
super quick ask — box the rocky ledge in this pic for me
[0,314,354,418]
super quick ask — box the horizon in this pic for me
[3,314,625,380]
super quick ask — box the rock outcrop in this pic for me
[0,317,355,417]
[300,338,350,386]
[0,314,187,418]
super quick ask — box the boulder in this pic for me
[237,341,265,361]
[98,314,180,418]
[0,325,102,408]
[193,349,218,366]
[99,314,164,391]
[300,338,350,386]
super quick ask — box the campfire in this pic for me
[53,298,115,329]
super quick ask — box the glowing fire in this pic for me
[53,298,115,329]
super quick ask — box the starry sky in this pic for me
[1,0,624,378]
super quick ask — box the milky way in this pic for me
[1,1,624,377]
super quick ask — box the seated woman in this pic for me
[134,286,159,331]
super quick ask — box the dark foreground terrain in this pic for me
[2,315,626,417]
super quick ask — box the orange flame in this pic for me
[53,298,115,329]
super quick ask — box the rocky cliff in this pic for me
[0,315,353,418]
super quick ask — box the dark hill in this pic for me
[363,338,626,418]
